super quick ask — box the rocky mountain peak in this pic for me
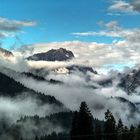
[27,48,74,61]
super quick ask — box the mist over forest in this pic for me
[0,0,140,139]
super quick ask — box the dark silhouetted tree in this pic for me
[70,101,94,140]
[122,126,129,140]
[117,118,124,140]
[129,125,135,140]
[104,109,117,140]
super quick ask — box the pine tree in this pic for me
[104,109,117,140]
[129,125,135,140]
[70,101,94,140]
[117,118,124,140]
[122,126,129,140]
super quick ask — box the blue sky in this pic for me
[0,0,140,49]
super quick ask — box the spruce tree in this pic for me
[70,101,94,140]
[129,125,135,140]
[117,118,124,140]
[122,126,129,140]
[104,109,117,140]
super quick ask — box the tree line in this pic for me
[20,101,140,140]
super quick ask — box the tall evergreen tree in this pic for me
[129,125,135,140]
[117,118,124,140]
[104,109,117,140]
[70,101,94,140]
[122,126,129,140]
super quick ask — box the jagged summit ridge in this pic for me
[27,48,74,61]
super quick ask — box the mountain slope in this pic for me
[0,71,64,107]
[0,72,25,96]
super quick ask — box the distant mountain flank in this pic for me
[67,65,98,74]
[0,71,65,108]
[27,48,74,61]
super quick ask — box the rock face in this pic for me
[0,47,13,57]
[27,48,74,61]
[119,69,140,94]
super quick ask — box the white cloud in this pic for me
[70,21,139,69]
[109,0,134,13]
[72,21,140,39]
[108,0,140,14]
[105,20,119,29]
[72,30,121,37]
